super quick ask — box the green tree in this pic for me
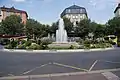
[50,22,58,34]
[106,17,120,36]
[89,22,98,33]
[89,22,105,38]
[76,19,90,38]
[26,19,50,40]
[94,24,105,38]
[1,15,24,35]
[63,17,73,33]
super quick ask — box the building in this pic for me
[114,3,120,17]
[0,6,28,24]
[61,5,88,25]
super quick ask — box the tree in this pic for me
[89,22,105,38]
[106,17,120,36]
[63,17,73,33]
[50,22,58,34]
[76,19,91,38]
[94,24,105,38]
[1,15,24,35]
[26,19,50,40]
[89,22,98,33]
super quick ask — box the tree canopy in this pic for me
[63,17,73,33]
[0,15,24,35]
[106,17,120,36]
[26,18,50,39]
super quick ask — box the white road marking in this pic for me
[89,60,98,71]
[99,60,120,64]
[102,72,120,80]
[8,74,14,76]
[53,62,88,72]
[22,63,49,75]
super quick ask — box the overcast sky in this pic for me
[0,0,119,25]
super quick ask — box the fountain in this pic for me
[56,18,68,43]
[48,18,79,49]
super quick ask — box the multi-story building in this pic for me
[0,6,28,24]
[114,3,120,17]
[61,5,88,25]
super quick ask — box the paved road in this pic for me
[0,45,4,49]
[0,48,120,77]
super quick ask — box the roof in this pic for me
[66,5,85,9]
[0,6,28,17]
[61,5,87,17]
[114,3,120,13]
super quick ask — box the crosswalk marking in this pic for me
[102,72,120,80]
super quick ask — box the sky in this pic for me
[0,0,119,25]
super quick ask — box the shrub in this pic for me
[41,45,49,50]
[28,43,41,50]
[84,44,90,49]
[84,40,91,44]
[69,45,74,49]
[78,45,84,49]
[83,43,112,49]
[117,42,120,47]
[10,40,18,48]
[4,44,12,49]
[17,44,26,49]
[25,40,32,47]
[21,40,26,44]
[41,38,52,45]
[0,38,10,45]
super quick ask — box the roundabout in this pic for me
[0,48,120,77]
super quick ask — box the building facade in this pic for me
[0,6,28,24]
[61,5,88,25]
[114,3,120,17]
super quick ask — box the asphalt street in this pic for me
[0,48,120,77]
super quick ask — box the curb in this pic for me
[1,48,115,53]
[0,68,120,79]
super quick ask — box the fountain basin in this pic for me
[48,42,80,49]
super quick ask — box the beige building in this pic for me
[114,3,120,17]
[0,6,28,24]
[61,5,88,25]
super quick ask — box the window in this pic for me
[66,9,71,13]
[73,16,75,18]
[76,16,78,18]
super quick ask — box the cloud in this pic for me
[12,0,26,2]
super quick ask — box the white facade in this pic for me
[64,14,87,24]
